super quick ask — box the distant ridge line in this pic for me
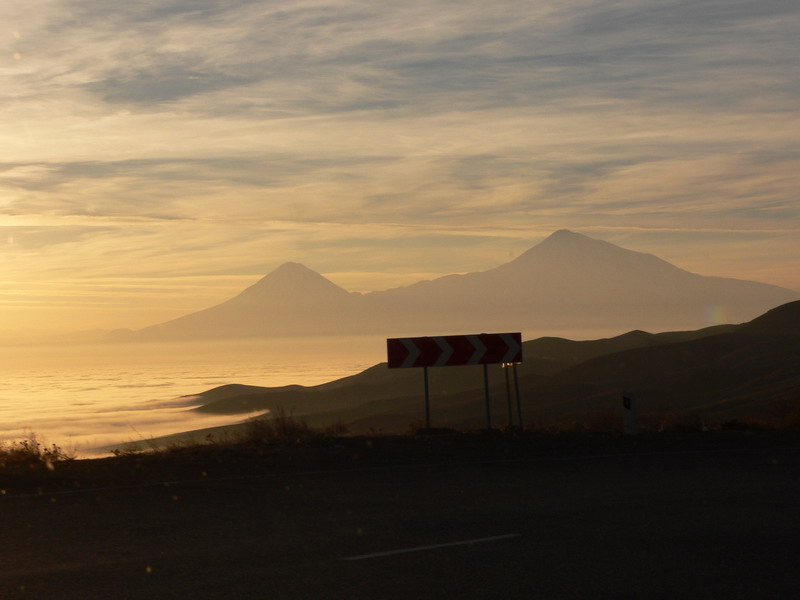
[109,231,799,342]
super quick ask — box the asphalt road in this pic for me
[2,445,799,599]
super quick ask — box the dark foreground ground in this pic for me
[2,431,799,599]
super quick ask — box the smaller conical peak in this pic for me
[270,261,317,277]
[261,262,334,287]
[541,229,593,245]
[236,262,351,301]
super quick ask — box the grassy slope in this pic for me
[191,324,734,415]
[109,301,799,451]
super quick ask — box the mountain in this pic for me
[231,262,355,306]
[113,230,798,341]
[527,300,800,424]
[738,299,800,335]
[131,300,799,447]
[188,324,733,417]
[115,262,365,340]
[368,229,797,333]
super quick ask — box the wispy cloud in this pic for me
[0,0,798,333]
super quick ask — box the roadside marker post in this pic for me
[387,332,522,431]
[623,390,637,435]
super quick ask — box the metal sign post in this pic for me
[504,363,513,428]
[513,363,523,429]
[483,363,492,430]
[423,366,430,429]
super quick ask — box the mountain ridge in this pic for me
[112,300,800,450]
[112,231,798,341]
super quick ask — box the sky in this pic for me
[1,0,798,340]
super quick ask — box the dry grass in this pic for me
[243,406,349,444]
[524,408,784,434]
[105,407,351,458]
[105,398,800,459]
[640,411,710,433]
[0,431,75,468]
[243,407,315,443]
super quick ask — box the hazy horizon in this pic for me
[3,230,798,344]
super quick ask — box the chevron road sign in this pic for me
[386,332,523,430]
[387,332,522,369]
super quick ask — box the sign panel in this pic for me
[387,332,522,369]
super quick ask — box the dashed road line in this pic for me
[342,534,522,561]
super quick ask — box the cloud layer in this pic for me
[1,0,798,334]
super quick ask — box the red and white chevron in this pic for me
[387,332,522,369]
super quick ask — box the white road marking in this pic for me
[341,533,521,561]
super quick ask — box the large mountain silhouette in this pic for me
[115,230,798,341]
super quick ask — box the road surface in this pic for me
[2,443,799,599]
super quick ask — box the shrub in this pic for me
[644,411,709,433]
[719,418,763,431]
[243,406,317,444]
[579,406,618,433]
[0,432,74,468]
[319,420,350,437]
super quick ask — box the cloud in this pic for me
[85,65,259,105]
[0,224,114,250]
[16,0,792,120]
[0,0,798,334]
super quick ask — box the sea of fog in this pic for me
[0,337,386,457]
[0,327,628,458]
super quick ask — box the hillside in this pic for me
[122,301,795,448]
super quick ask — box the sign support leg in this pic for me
[483,363,492,430]
[504,364,513,429]
[423,366,431,430]
[513,364,523,430]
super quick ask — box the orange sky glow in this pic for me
[1,1,798,341]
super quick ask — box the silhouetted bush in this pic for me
[719,418,761,431]
[243,406,348,444]
[0,432,74,468]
